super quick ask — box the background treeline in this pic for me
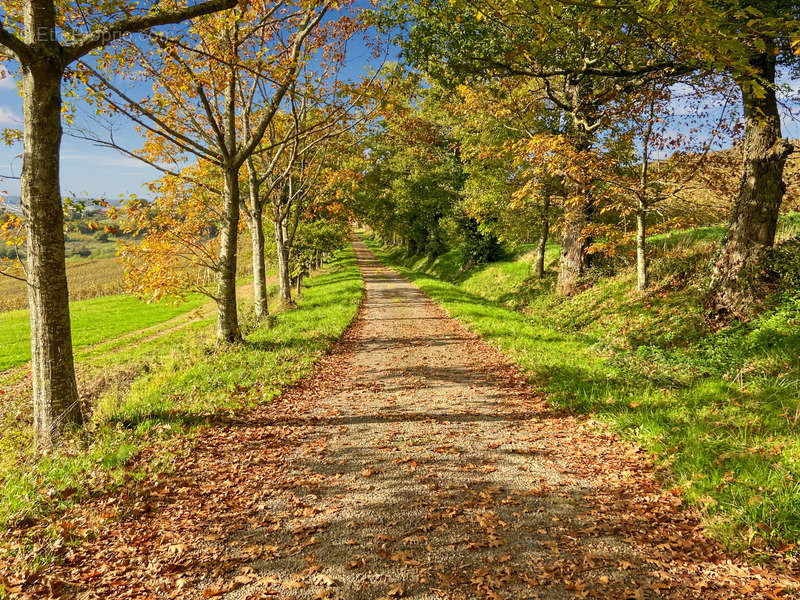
[354,0,800,315]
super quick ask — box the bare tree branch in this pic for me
[64,0,237,62]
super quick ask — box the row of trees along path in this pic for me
[9,237,796,599]
[2,0,799,453]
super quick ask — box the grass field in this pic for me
[0,256,127,312]
[0,293,207,371]
[364,225,800,554]
[0,246,363,537]
[0,230,258,312]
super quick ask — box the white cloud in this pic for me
[0,105,20,125]
[61,152,152,169]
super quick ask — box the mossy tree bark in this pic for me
[710,49,793,317]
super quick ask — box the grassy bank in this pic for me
[364,232,800,554]
[0,246,363,534]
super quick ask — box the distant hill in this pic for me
[1,196,138,215]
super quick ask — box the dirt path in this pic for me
[15,238,795,599]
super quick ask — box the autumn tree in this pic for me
[242,21,375,313]
[378,0,690,295]
[120,161,226,304]
[260,105,345,305]
[449,81,564,277]
[288,203,350,293]
[354,81,466,258]
[80,0,331,341]
[470,0,800,313]
[598,77,739,292]
[681,1,800,316]
[0,0,238,446]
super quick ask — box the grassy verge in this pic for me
[0,246,363,534]
[364,234,800,554]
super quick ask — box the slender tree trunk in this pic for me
[274,218,293,305]
[22,56,82,447]
[216,167,242,343]
[534,193,550,278]
[637,109,653,294]
[249,206,268,321]
[296,273,302,295]
[710,49,793,316]
[636,201,648,292]
[246,163,268,321]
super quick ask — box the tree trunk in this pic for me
[637,93,655,294]
[710,49,793,316]
[557,76,595,296]
[274,218,293,305]
[22,57,82,447]
[249,211,268,325]
[636,201,648,292]
[295,274,302,295]
[216,167,242,343]
[245,160,268,321]
[249,207,268,321]
[534,193,550,279]
[557,192,592,295]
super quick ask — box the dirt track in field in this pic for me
[9,237,796,599]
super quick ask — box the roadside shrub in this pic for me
[456,215,502,268]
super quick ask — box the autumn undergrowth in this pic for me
[0,247,363,539]
[364,223,800,556]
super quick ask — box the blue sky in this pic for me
[2,13,800,201]
[0,67,163,200]
[0,0,388,201]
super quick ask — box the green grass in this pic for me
[0,247,363,534]
[364,232,800,553]
[0,293,208,371]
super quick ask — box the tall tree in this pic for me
[243,28,374,312]
[600,77,738,292]
[563,0,799,311]
[692,1,800,316]
[0,0,237,447]
[78,0,329,340]
[449,81,563,274]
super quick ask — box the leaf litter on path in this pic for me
[3,237,798,599]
